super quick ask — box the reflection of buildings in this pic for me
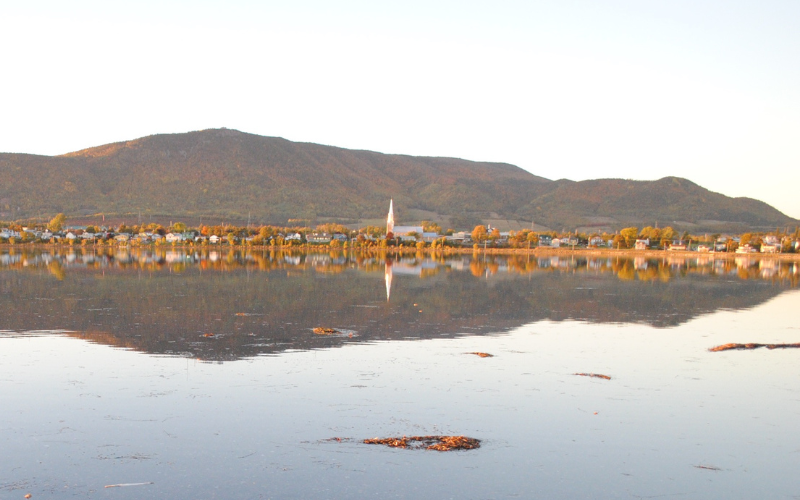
[385,261,392,301]
[385,258,440,301]
[760,259,779,278]
[1,248,798,288]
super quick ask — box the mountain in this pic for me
[0,128,794,232]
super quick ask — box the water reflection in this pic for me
[2,247,799,282]
[0,248,797,361]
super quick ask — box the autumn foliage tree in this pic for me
[472,225,487,243]
[48,213,66,232]
[620,227,638,248]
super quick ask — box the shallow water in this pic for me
[1,249,799,498]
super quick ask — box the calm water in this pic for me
[1,249,799,499]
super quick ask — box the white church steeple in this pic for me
[387,199,395,235]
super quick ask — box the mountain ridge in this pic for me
[0,128,794,232]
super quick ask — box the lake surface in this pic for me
[2,248,799,499]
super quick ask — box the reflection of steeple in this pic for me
[387,199,394,236]
[385,260,393,301]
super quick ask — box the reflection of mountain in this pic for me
[0,250,796,360]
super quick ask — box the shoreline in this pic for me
[2,243,799,261]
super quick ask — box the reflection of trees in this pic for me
[617,261,636,281]
[0,250,795,361]
[0,249,798,289]
[470,261,485,277]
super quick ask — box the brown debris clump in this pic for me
[468,352,494,358]
[694,464,722,471]
[320,437,353,443]
[313,327,340,335]
[364,435,481,451]
[709,343,800,352]
[574,372,611,380]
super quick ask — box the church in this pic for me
[386,199,434,242]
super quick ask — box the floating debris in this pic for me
[694,465,722,471]
[364,435,481,452]
[311,327,356,338]
[201,333,215,338]
[313,327,340,335]
[468,352,494,358]
[709,343,800,352]
[574,373,611,380]
[104,482,154,488]
[320,437,354,443]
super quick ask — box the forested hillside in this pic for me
[0,128,794,232]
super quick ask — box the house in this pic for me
[763,235,780,246]
[446,231,469,245]
[209,235,221,244]
[165,233,183,243]
[696,245,710,252]
[668,241,687,251]
[551,238,561,248]
[538,235,553,247]
[285,233,302,242]
[588,236,605,247]
[307,232,332,244]
[634,239,650,250]
[114,234,130,242]
[422,232,439,243]
[760,243,779,253]
[736,244,758,254]
[391,226,424,242]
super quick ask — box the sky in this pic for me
[2,0,799,218]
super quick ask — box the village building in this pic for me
[422,232,439,243]
[761,243,779,253]
[736,244,758,254]
[307,232,332,244]
[588,236,605,247]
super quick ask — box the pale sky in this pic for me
[2,0,799,219]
